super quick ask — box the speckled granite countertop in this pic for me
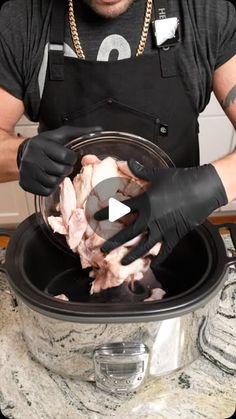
[0,235,236,419]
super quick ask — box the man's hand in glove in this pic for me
[17,126,101,196]
[95,159,228,265]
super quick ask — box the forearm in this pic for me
[212,148,236,203]
[0,128,24,182]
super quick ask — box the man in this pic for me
[0,0,235,264]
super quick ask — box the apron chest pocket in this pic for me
[62,98,161,144]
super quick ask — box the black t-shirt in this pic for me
[0,0,235,121]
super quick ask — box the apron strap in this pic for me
[49,0,66,81]
[159,48,177,78]
[153,0,180,78]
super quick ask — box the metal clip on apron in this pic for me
[152,0,181,78]
[39,1,200,393]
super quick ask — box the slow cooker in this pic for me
[1,132,236,395]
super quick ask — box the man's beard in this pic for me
[82,0,136,18]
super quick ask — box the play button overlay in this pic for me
[108,197,131,222]
[84,177,150,241]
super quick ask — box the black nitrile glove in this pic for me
[95,159,228,265]
[17,125,101,196]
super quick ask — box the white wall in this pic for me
[198,94,236,212]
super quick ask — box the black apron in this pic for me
[39,0,199,167]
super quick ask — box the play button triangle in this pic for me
[108,198,131,222]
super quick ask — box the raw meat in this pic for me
[73,164,93,208]
[48,155,164,300]
[60,177,76,224]
[81,154,101,165]
[67,208,88,251]
[144,288,166,301]
[54,294,69,301]
[91,157,121,201]
[47,216,67,235]
[91,246,150,294]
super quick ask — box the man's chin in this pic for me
[82,0,136,18]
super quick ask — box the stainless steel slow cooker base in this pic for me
[3,215,236,393]
[18,297,217,393]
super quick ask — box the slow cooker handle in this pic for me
[218,223,236,265]
[0,229,13,274]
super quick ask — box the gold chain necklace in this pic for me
[68,0,153,59]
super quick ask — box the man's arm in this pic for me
[0,87,25,182]
[212,55,236,203]
[213,55,236,128]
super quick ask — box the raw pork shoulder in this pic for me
[48,155,163,296]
